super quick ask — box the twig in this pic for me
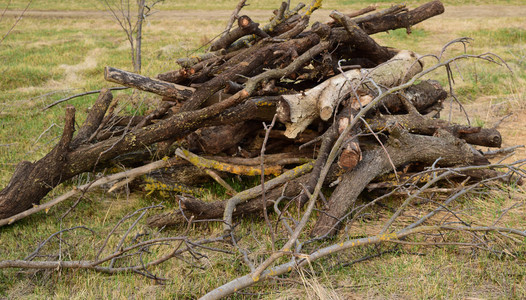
[41,87,129,111]
[201,225,526,299]
[261,114,278,252]
[223,161,314,232]
[0,0,33,46]
[203,169,237,195]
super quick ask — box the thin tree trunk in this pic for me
[135,0,145,73]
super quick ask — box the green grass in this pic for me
[1,1,526,299]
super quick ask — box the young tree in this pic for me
[102,0,163,73]
[0,0,33,46]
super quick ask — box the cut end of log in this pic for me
[320,106,334,121]
[238,15,252,28]
[103,66,110,81]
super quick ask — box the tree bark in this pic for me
[0,90,250,219]
[277,50,422,138]
[0,107,76,219]
[311,128,476,237]
[210,15,268,51]
[330,10,394,64]
[179,33,321,112]
[104,67,195,101]
[358,0,445,35]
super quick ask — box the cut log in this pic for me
[366,113,502,147]
[358,0,445,35]
[210,15,269,51]
[104,67,195,101]
[311,128,477,237]
[277,50,423,138]
[0,89,250,219]
[330,10,394,64]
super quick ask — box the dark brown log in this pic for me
[352,3,406,24]
[297,122,339,206]
[186,122,259,155]
[330,0,445,43]
[180,33,321,112]
[210,15,269,51]
[156,69,188,84]
[0,107,76,219]
[330,10,394,64]
[376,80,447,114]
[358,0,445,35]
[146,174,308,227]
[145,164,220,187]
[366,113,502,147]
[0,90,250,219]
[311,128,476,237]
[70,89,113,149]
[104,67,195,101]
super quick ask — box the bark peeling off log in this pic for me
[278,50,422,138]
[311,128,476,237]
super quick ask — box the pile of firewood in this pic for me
[0,0,518,239]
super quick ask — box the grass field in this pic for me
[1,0,526,299]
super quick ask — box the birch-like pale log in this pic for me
[277,50,423,138]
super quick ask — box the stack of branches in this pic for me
[1,1,525,297]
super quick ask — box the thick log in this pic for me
[329,0,445,44]
[311,128,476,237]
[277,50,422,138]
[366,113,502,147]
[352,4,406,24]
[0,90,251,219]
[186,122,259,155]
[359,0,445,35]
[330,10,394,64]
[104,67,195,101]
[0,107,76,219]
[376,80,447,114]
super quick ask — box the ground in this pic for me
[1,1,525,299]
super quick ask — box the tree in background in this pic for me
[102,0,164,73]
[0,0,33,46]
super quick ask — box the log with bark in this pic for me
[1,0,519,244]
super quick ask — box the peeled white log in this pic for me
[277,50,423,138]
